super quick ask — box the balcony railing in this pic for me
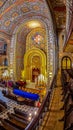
[25,75,56,130]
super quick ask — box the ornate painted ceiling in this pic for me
[0,0,73,52]
[0,0,67,35]
[0,0,51,35]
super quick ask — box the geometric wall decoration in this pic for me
[5,20,10,27]
[21,7,29,13]
[12,12,18,18]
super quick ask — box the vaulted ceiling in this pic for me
[0,0,66,34]
[0,0,73,52]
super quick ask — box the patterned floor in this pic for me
[39,71,64,130]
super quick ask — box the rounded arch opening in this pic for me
[22,48,47,82]
[10,16,56,85]
[61,56,72,70]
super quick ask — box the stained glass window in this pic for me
[32,32,43,44]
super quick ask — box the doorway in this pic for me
[32,68,40,82]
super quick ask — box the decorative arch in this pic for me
[22,48,47,81]
[10,18,47,81]
[61,56,72,69]
[10,15,57,85]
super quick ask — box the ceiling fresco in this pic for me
[0,0,72,53]
[0,0,70,35]
[0,0,50,35]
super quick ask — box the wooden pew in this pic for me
[0,104,6,113]
[9,113,29,123]
[8,113,28,128]
[14,107,28,117]
[17,97,35,106]
[1,119,20,130]
[0,125,6,130]
[3,93,17,101]
[65,123,73,130]
[0,99,7,108]
[65,110,73,129]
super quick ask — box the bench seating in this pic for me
[8,113,27,128]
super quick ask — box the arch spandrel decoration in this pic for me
[26,27,47,53]
[22,48,47,81]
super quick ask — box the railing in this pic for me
[25,75,56,130]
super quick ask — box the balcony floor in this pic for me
[40,71,64,130]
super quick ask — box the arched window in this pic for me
[4,43,7,55]
[61,56,72,69]
[4,58,8,66]
[0,39,7,55]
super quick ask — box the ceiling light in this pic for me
[27,21,41,28]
